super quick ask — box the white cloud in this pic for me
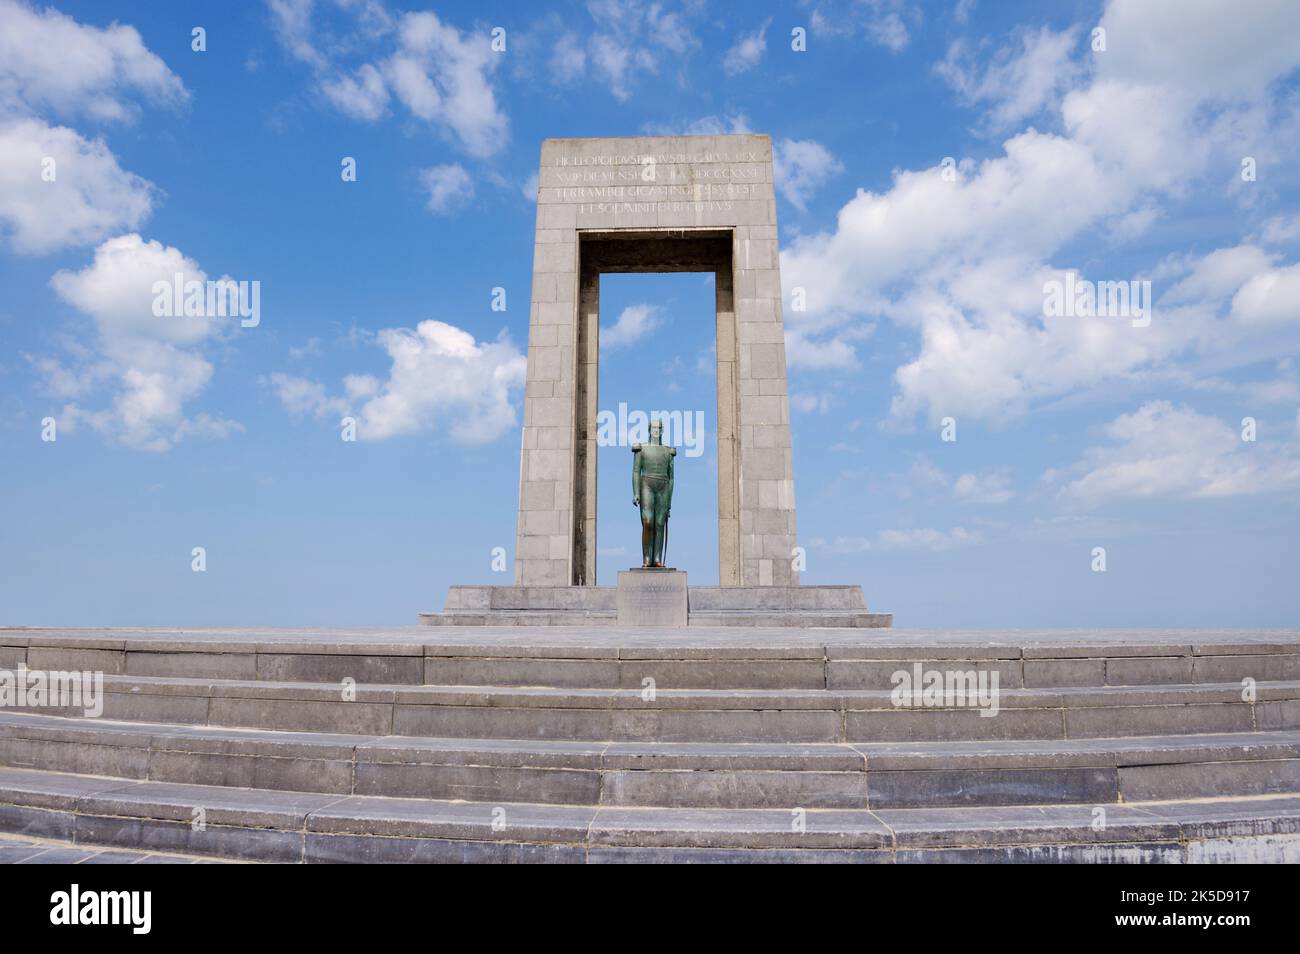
[272,320,526,444]
[44,234,239,451]
[647,4,693,53]
[268,0,327,69]
[602,304,661,350]
[810,0,914,51]
[791,392,833,414]
[937,27,1082,130]
[1161,245,1275,304]
[1258,215,1300,245]
[642,113,751,137]
[772,138,843,211]
[0,0,187,122]
[589,34,657,101]
[779,0,1300,424]
[1230,262,1300,328]
[50,234,215,346]
[268,372,349,420]
[550,32,586,84]
[819,526,983,553]
[520,171,539,203]
[1056,401,1300,503]
[382,11,507,156]
[275,5,508,157]
[0,117,154,253]
[0,2,183,255]
[952,469,1014,504]
[420,163,474,215]
[529,0,699,101]
[904,455,1015,504]
[866,12,909,52]
[1095,0,1300,101]
[723,20,769,76]
[783,329,858,369]
[320,63,389,120]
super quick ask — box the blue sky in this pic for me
[1,0,1299,628]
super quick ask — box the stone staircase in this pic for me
[1,627,1299,862]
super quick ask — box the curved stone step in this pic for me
[7,627,1300,691]
[7,673,1300,743]
[1,765,1298,863]
[4,713,1300,809]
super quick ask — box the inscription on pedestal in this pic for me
[617,570,688,627]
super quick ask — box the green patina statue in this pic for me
[631,419,676,568]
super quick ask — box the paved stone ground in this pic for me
[0,832,234,864]
[5,626,1300,650]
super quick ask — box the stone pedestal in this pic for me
[617,570,688,627]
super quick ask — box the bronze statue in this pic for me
[631,419,675,568]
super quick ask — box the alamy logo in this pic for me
[152,273,261,327]
[0,666,103,718]
[1042,271,1152,327]
[890,664,1001,717]
[50,885,151,935]
[596,402,705,457]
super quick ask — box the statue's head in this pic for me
[649,419,663,443]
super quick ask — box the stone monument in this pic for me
[422,134,890,628]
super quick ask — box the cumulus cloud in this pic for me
[0,117,154,253]
[1055,401,1300,503]
[780,0,1300,426]
[0,0,187,122]
[420,163,474,215]
[43,234,240,451]
[0,1,184,255]
[273,4,508,156]
[272,320,526,444]
[601,304,662,351]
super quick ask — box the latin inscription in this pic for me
[542,150,771,223]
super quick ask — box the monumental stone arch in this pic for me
[516,134,797,589]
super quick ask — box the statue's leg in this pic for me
[652,495,668,567]
[639,481,654,567]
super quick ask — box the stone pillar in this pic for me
[515,213,578,586]
[733,224,799,586]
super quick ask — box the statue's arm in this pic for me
[631,444,642,504]
[666,448,675,513]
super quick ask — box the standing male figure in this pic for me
[631,418,675,568]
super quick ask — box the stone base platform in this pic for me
[420,584,892,628]
[2,627,1300,862]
